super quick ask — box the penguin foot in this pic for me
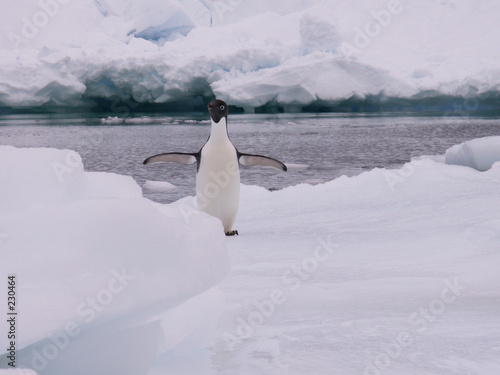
[225,230,239,236]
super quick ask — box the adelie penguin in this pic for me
[143,99,287,236]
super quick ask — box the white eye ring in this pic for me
[220,105,225,110]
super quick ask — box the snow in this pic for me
[0,146,229,374]
[210,157,500,374]
[445,136,500,171]
[1,137,500,374]
[1,0,500,111]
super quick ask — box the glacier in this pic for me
[1,0,500,113]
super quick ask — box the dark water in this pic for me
[1,113,499,203]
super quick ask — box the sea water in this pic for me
[1,113,499,204]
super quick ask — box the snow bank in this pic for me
[445,136,500,171]
[1,0,499,111]
[0,146,228,374]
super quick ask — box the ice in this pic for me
[1,0,500,111]
[0,146,87,211]
[284,163,309,171]
[143,180,177,192]
[100,116,178,124]
[1,137,500,374]
[124,116,163,124]
[210,153,500,374]
[100,116,125,124]
[0,146,229,374]
[444,136,500,171]
[211,52,402,109]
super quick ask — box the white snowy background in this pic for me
[1,1,500,375]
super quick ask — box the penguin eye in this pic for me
[220,105,225,110]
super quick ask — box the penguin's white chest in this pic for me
[196,138,240,232]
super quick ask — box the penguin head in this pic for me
[208,99,228,123]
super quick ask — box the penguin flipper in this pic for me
[238,153,287,171]
[143,152,198,165]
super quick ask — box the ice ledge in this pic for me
[2,93,500,115]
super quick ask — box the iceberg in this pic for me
[0,146,229,374]
[1,0,500,112]
[445,136,500,171]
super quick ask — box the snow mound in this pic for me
[445,136,500,171]
[0,146,228,374]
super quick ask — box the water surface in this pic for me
[1,114,499,203]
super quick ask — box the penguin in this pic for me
[143,99,287,236]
